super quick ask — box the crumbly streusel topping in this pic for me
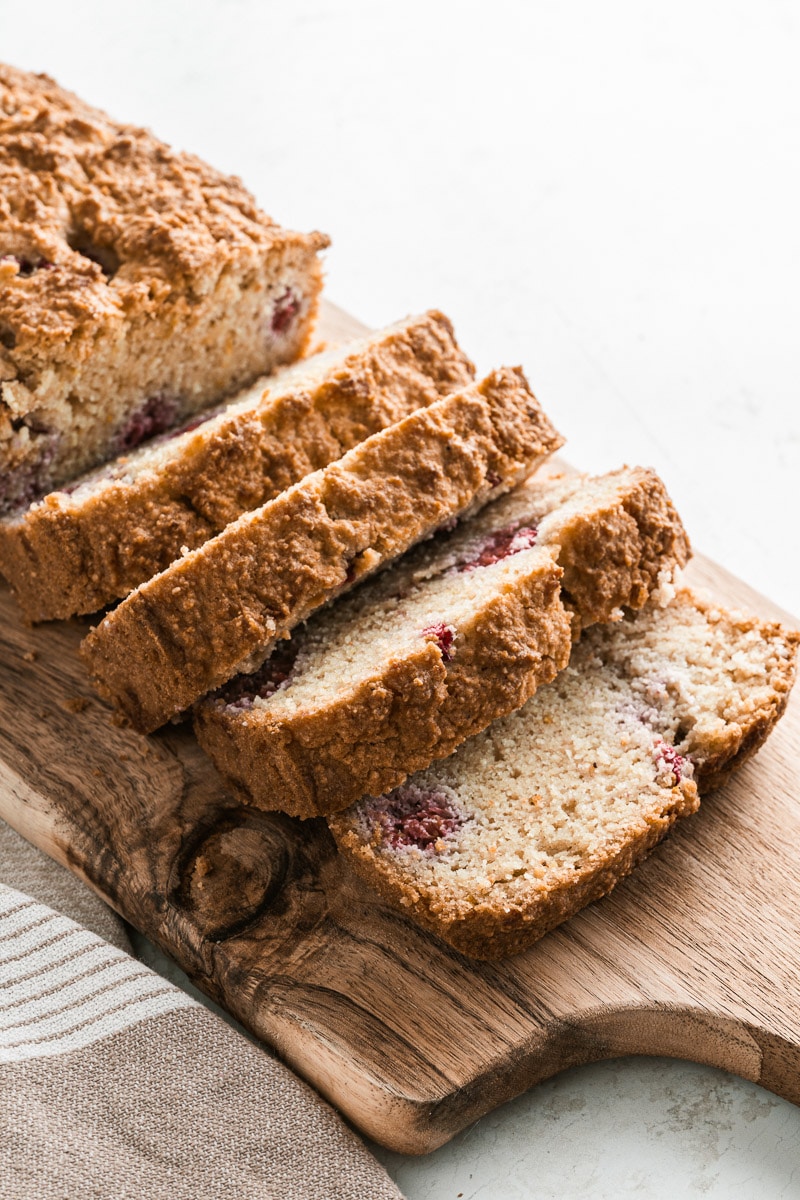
[0,63,327,367]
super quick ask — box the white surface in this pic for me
[5,1,800,1195]
[374,1060,800,1200]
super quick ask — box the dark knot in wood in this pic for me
[170,807,295,942]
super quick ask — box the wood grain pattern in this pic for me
[1,303,799,1153]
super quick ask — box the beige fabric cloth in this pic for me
[0,821,130,952]
[0,820,403,1200]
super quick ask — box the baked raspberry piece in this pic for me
[421,623,456,662]
[270,288,301,335]
[222,640,300,712]
[116,396,180,452]
[0,437,58,511]
[456,524,538,572]
[653,738,691,784]
[371,785,467,852]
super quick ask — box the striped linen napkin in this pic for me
[0,820,403,1200]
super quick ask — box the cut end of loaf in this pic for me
[0,63,329,513]
[0,250,326,514]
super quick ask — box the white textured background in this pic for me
[4,1,800,1196]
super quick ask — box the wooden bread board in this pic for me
[1,302,799,1154]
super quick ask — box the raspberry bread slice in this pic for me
[0,311,474,621]
[329,590,798,959]
[195,467,690,818]
[81,367,563,732]
[0,63,328,513]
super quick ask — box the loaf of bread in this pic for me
[329,590,798,959]
[195,467,690,818]
[81,367,563,732]
[0,311,474,620]
[0,63,328,513]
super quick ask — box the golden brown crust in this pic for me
[81,367,563,732]
[194,560,572,818]
[0,311,475,620]
[332,782,699,959]
[555,468,692,632]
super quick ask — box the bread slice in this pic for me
[81,367,563,732]
[0,311,474,621]
[329,590,798,959]
[0,63,328,513]
[195,467,690,818]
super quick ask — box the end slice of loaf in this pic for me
[195,467,690,818]
[0,63,328,513]
[329,590,798,959]
[0,311,475,621]
[81,367,564,732]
